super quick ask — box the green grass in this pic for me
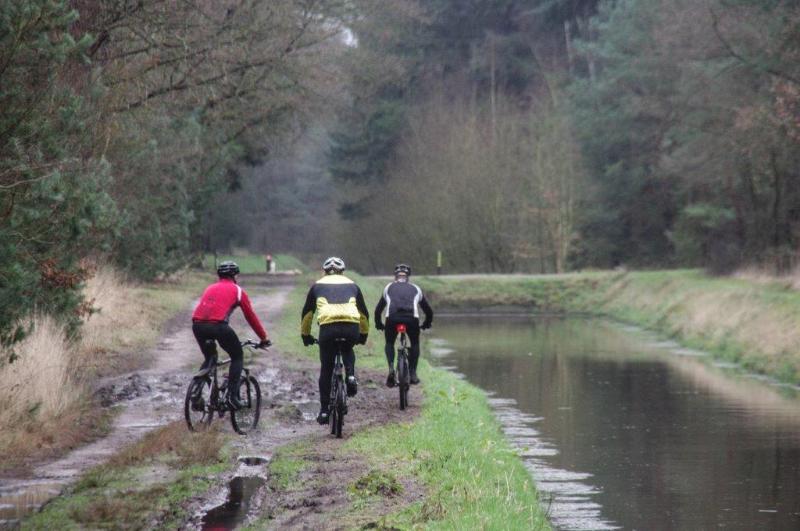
[344,361,550,529]
[416,272,612,311]
[268,442,312,491]
[349,469,404,498]
[202,253,309,274]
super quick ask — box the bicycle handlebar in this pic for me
[241,339,270,350]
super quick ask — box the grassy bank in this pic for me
[1,268,210,471]
[270,272,552,529]
[417,270,800,384]
[343,363,549,529]
[202,253,309,274]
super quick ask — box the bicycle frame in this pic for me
[396,323,410,366]
[185,339,263,432]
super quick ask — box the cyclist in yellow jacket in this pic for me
[301,257,369,424]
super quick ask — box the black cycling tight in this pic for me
[318,322,359,408]
[192,322,243,394]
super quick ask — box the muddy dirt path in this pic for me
[0,282,289,527]
[2,276,425,530]
[185,353,424,530]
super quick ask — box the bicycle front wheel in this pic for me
[231,375,261,435]
[185,377,214,431]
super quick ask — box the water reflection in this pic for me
[201,476,265,530]
[431,315,800,531]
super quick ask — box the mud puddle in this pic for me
[201,476,267,530]
[199,456,270,530]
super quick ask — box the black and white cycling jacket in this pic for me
[374,279,433,327]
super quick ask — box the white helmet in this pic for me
[322,256,346,274]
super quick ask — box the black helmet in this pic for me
[394,263,411,276]
[217,260,240,278]
[322,256,346,274]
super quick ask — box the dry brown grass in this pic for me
[733,265,800,291]
[0,267,205,467]
[0,316,81,434]
[0,402,114,473]
[599,272,800,380]
[80,266,149,359]
[108,421,225,468]
[81,267,129,349]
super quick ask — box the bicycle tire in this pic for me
[185,377,213,431]
[230,375,261,435]
[335,382,345,438]
[330,406,338,435]
[398,352,410,410]
[329,375,339,435]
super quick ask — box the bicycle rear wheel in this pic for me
[398,353,410,410]
[230,375,261,435]
[185,377,214,431]
[334,382,345,438]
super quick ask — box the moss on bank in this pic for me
[417,270,800,384]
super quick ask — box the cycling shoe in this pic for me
[346,375,358,397]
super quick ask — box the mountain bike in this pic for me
[329,338,349,438]
[184,339,265,435]
[395,324,411,410]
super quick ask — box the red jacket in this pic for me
[192,278,267,340]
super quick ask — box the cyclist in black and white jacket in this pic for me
[375,263,433,387]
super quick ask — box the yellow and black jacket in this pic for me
[301,274,369,335]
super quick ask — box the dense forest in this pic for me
[1,0,353,348]
[3,0,800,348]
[328,0,800,275]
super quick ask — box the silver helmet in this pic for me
[322,256,346,274]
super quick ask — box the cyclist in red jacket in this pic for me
[192,261,271,409]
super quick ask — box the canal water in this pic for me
[430,315,800,531]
